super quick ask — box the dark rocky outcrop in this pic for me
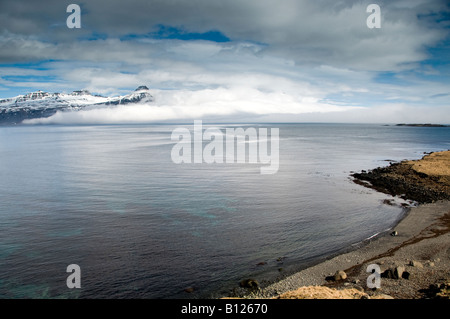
[239,278,260,290]
[352,153,450,204]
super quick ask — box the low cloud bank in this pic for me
[25,88,361,124]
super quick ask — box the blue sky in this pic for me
[0,0,449,123]
[122,25,231,42]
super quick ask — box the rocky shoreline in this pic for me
[232,150,450,299]
[352,151,450,204]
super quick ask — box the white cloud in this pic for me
[25,87,450,125]
[1,0,449,123]
[1,0,447,71]
[24,87,360,125]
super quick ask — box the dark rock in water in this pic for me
[276,256,287,263]
[184,287,195,293]
[239,279,259,289]
[256,261,267,266]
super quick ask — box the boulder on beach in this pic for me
[409,260,423,268]
[240,279,260,289]
[333,270,347,281]
[382,265,406,279]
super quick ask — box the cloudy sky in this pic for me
[0,0,449,123]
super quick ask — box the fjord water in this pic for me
[0,123,449,299]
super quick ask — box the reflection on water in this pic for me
[0,124,449,298]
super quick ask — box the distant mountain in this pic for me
[0,86,154,124]
[395,123,449,127]
[101,86,154,105]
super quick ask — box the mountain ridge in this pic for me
[0,86,154,124]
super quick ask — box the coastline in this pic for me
[238,150,450,299]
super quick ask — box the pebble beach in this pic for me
[238,151,450,299]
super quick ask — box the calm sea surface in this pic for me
[0,123,449,298]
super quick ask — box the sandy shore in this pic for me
[241,151,450,299]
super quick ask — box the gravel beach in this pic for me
[239,151,450,299]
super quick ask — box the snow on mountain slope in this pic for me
[0,86,154,124]
[101,86,154,105]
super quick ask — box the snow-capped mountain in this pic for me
[102,86,154,105]
[0,86,153,124]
